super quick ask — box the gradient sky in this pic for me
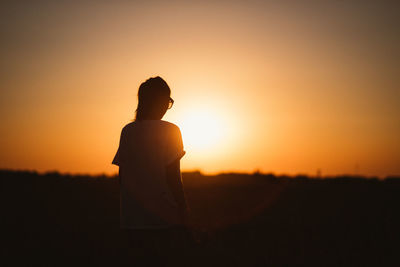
[1,0,399,177]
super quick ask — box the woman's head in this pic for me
[135,76,173,121]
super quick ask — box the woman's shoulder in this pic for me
[153,121,183,139]
[121,121,135,133]
[124,120,181,133]
[158,120,180,131]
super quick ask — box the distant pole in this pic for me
[355,163,359,176]
[316,168,321,178]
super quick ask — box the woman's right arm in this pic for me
[166,159,190,224]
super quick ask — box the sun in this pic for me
[178,110,226,151]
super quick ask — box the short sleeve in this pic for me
[112,127,126,167]
[112,147,120,166]
[165,125,186,166]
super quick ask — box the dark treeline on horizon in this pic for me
[1,169,399,266]
[1,168,398,180]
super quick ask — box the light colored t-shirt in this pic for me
[112,120,186,229]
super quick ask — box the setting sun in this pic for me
[178,110,226,152]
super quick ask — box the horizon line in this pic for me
[0,167,397,179]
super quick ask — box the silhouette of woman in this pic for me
[112,76,190,264]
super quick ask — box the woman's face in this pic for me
[154,95,170,119]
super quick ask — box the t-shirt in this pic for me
[112,120,186,229]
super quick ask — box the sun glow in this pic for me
[178,110,226,152]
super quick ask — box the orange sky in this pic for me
[1,1,399,177]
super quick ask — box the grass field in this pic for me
[1,170,399,266]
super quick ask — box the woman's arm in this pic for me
[166,159,190,223]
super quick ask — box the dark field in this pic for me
[1,170,399,266]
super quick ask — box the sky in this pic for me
[1,0,399,177]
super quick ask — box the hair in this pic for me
[134,76,171,121]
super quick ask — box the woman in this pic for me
[112,76,191,265]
